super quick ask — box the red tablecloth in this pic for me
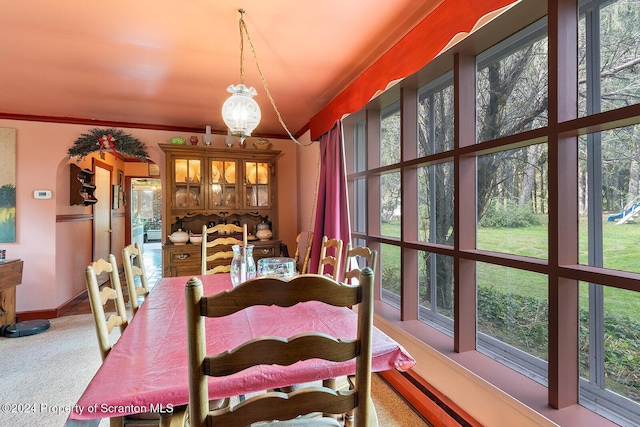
[68,274,415,421]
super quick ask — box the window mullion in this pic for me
[584,4,606,391]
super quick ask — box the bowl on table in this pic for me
[257,257,296,279]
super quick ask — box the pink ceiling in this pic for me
[0,1,441,138]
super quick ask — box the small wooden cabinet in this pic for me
[160,144,282,277]
[70,164,97,206]
[0,259,23,328]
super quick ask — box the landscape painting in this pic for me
[0,128,16,243]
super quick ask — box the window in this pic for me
[579,0,640,117]
[418,251,454,327]
[477,263,548,384]
[344,1,640,425]
[381,103,401,166]
[476,144,548,259]
[380,243,401,308]
[417,162,454,245]
[380,172,401,238]
[577,1,640,422]
[476,19,548,143]
[418,73,454,156]
[579,127,640,273]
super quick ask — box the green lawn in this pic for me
[379,218,640,400]
[379,218,640,319]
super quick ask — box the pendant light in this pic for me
[221,9,312,147]
[221,9,260,145]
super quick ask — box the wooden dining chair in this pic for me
[182,269,377,427]
[85,254,129,361]
[122,242,150,315]
[201,223,246,275]
[342,243,378,285]
[318,236,344,280]
[86,255,177,427]
[293,230,314,273]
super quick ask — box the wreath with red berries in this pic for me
[68,128,149,161]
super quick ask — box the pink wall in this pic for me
[1,119,301,315]
[295,136,320,236]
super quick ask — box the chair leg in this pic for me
[322,378,340,420]
[159,405,187,427]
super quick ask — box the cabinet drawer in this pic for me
[169,250,199,264]
[253,245,278,259]
[169,248,200,264]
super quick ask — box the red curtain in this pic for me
[309,120,351,276]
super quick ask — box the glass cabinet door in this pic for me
[209,159,238,209]
[244,161,270,208]
[173,158,202,210]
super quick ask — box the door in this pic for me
[93,163,112,272]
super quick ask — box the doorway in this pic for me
[93,162,112,281]
[129,178,163,284]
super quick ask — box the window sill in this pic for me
[373,301,618,427]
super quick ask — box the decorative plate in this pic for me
[247,165,268,184]
[224,164,235,184]
[175,163,199,183]
[211,165,221,183]
[175,189,198,207]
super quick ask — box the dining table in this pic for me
[66,273,416,426]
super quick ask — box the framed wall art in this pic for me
[148,162,160,177]
[113,184,120,209]
[0,128,17,243]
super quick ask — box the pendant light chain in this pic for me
[238,10,314,147]
[238,9,245,85]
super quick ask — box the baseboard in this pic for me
[16,309,58,321]
[379,369,482,427]
[16,264,127,322]
[16,289,88,321]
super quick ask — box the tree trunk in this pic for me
[519,145,540,207]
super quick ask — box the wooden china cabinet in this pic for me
[160,144,281,277]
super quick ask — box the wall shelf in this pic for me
[70,163,98,206]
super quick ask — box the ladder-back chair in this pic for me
[85,254,128,361]
[122,242,150,315]
[87,255,189,427]
[293,231,314,274]
[317,236,344,280]
[183,269,377,426]
[342,243,377,285]
[201,223,246,275]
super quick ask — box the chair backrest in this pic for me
[85,254,129,361]
[185,269,374,427]
[318,236,344,280]
[342,243,377,285]
[201,224,245,275]
[122,242,150,315]
[293,231,314,273]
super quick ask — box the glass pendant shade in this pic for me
[222,84,261,140]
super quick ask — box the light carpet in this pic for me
[0,314,429,427]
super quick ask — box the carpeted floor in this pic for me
[0,314,106,427]
[0,314,430,427]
